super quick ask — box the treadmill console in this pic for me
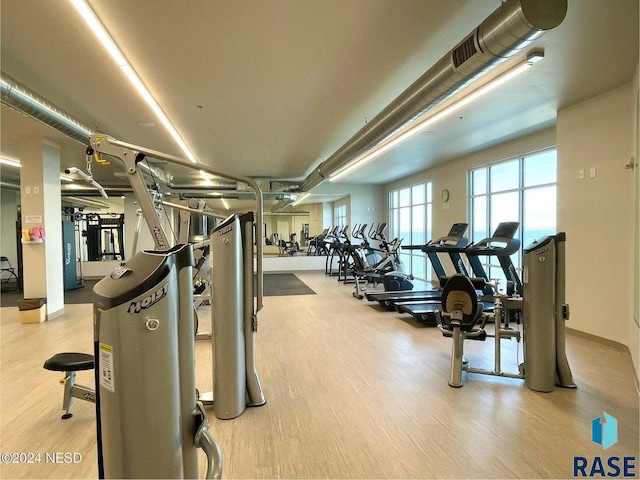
[448,223,468,238]
[468,222,520,255]
[465,221,522,296]
[492,221,519,240]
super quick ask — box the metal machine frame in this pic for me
[89,134,266,478]
[438,233,576,392]
[88,133,264,310]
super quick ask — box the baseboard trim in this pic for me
[46,307,64,320]
[567,327,628,351]
[567,327,639,391]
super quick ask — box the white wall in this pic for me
[311,182,385,233]
[557,83,635,350]
[348,184,385,230]
[325,184,385,238]
[322,202,333,230]
[304,203,324,237]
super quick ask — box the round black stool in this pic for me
[43,352,95,419]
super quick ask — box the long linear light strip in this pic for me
[69,0,204,179]
[0,157,21,168]
[220,198,230,210]
[1,156,74,182]
[330,54,542,182]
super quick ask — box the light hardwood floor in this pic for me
[1,271,638,479]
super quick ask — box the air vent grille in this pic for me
[452,33,478,68]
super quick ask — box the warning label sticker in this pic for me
[99,343,115,393]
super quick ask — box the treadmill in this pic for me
[365,223,469,309]
[395,222,521,325]
[464,221,522,296]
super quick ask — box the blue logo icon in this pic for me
[592,412,618,450]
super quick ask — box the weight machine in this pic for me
[438,233,576,392]
[89,134,265,478]
[84,213,125,261]
[61,209,85,290]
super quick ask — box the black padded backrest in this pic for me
[441,275,481,330]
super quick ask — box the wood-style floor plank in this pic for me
[1,271,638,479]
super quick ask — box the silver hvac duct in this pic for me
[1,72,93,145]
[300,0,567,191]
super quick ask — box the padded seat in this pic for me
[43,352,95,419]
[44,352,94,372]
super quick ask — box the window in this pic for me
[469,149,557,287]
[334,204,347,228]
[389,182,432,279]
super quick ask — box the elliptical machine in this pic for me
[349,223,413,299]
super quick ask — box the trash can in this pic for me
[18,298,46,324]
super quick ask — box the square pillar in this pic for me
[19,138,64,319]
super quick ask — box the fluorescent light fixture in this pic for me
[2,157,73,182]
[292,193,310,206]
[221,198,230,210]
[69,0,199,164]
[0,156,21,168]
[330,53,543,181]
[68,0,126,66]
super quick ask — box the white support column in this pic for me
[19,138,64,319]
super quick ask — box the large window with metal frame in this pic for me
[389,183,432,279]
[334,204,347,228]
[469,149,557,288]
